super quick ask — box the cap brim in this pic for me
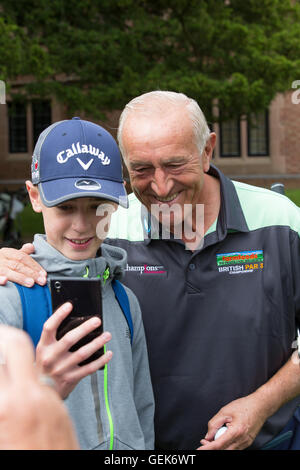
[38,178,128,208]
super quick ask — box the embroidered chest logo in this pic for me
[216,250,264,274]
[125,263,166,275]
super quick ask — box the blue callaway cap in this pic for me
[31,117,128,208]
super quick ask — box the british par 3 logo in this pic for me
[217,250,264,274]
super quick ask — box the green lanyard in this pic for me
[82,264,114,449]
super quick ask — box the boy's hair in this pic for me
[31,117,128,208]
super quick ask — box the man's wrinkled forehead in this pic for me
[122,107,193,144]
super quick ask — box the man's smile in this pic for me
[153,192,180,203]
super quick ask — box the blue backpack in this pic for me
[15,279,133,348]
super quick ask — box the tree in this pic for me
[1,0,300,121]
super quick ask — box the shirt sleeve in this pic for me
[0,282,23,328]
[291,231,300,326]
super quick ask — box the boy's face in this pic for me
[27,182,116,260]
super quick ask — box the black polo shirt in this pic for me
[106,165,300,450]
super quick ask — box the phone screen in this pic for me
[50,277,103,366]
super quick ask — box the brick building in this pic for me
[212,91,300,189]
[0,87,300,193]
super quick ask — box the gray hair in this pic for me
[117,90,211,160]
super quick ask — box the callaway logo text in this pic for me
[56,142,111,166]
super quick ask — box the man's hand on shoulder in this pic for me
[0,243,47,287]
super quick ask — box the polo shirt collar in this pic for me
[209,164,249,235]
[142,163,249,244]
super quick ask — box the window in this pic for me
[8,102,28,153]
[8,99,52,154]
[32,100,52,146]
[219,119,241,157]
[215,109,270,160]
[247,111,269,156]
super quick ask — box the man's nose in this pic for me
[151,168,173,196]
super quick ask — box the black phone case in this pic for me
[50,278,103,366]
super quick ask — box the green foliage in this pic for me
[19,203,44,237]
[1,0,300,120]
[286,189,300,207]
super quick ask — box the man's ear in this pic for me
[202,133,216,172]
[26,181,43,213]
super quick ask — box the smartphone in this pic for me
[50,277,103,366]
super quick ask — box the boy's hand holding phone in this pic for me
[35,287,113,399]
[51,278,106,366]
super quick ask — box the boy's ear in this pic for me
[26,180,43,213]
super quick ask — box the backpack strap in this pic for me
[112,279,134,345]
[15,283,52,348]
[15,280,133,347]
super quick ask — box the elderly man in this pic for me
[1,91,300,450]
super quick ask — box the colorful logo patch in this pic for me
[216,250,264,274]
[32,157,39,181]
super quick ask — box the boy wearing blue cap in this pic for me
[0,118,154,450]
